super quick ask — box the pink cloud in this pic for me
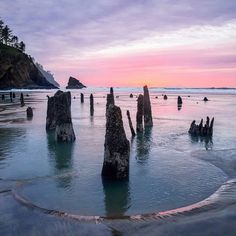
[50,44,236,88]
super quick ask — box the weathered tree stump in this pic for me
[189,117,214,137]
[143,85,153,127]
[110,87,114,95]
[26,107,33,118]
[46,90,75,142]
[178,96,183,105]
[20,93,25,106]
[127,110,136,137]
[90,94,94,116]
[136,94,144,132]
[102,105,130,180]
[106,87,115,111]
[80,93,84,103]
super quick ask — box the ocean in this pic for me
[0,87,235,217]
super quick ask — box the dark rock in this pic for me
[203,97,209,102]
[90,94,94,116]
[189,117,214,137]
[130,93,133,98]
[66,76,86,89]
[143,85,153,127]
[136,94,144,132]
[1,94,5,100]
[26,106,33,117]
[12,92,15,98]
[80,93,84,103]
[20,93,25,106]
[127,110,136,137]
[102,105,130,180]
[46,90,75,142]
[155,96,158,99]
[164,95,168,100]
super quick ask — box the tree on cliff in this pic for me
[19,41,25,52]
[0,19,4,43]
[0,18,26,52]
[2,25,12,45]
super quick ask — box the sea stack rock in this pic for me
[46,90,75,142]
[20,93,25,106]
[90,94,94,116]
[80,93,84,103]
[143,85,153,127]
[136,94,144,132]
[203,97,209,102]
[1,94,5,100]
[130,93,133,98]
[102,105,130,180]
[26,107,33,118]
[188,117,214,137]
[164,95,168,100]
[66,76,86,89]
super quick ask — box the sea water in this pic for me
[1,87,235,217]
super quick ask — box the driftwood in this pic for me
[127,110,136,137]
[189,117,214,136]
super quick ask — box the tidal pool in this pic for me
[1,88,235,217]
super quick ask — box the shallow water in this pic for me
[1,88,235,217]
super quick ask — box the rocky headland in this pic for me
[0,44,58,90]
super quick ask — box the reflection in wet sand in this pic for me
[47,132,74,188]
[189,134,213,150]
[135,127,153,161]
[102,178,131,217]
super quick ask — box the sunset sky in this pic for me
[1,0,236,87]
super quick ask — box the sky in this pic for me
[0,0,236,87]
